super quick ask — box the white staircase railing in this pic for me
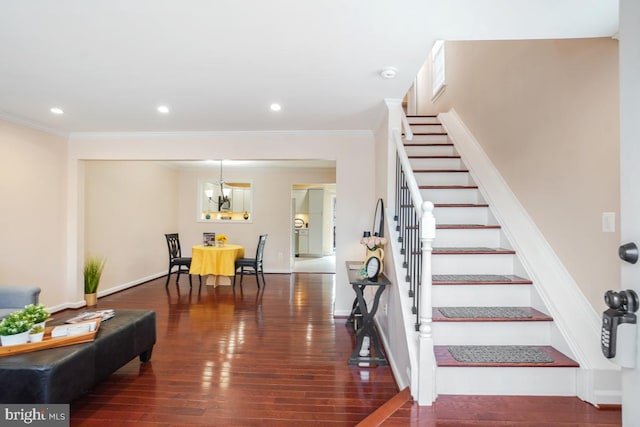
[390,105,437,405]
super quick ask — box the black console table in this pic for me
[346,261,390,366]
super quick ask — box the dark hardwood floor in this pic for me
[67,273,621,426]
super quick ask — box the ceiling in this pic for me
[0,1,618,136]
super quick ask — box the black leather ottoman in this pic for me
[0,309,156,403]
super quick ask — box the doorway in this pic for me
[291,183,336,273]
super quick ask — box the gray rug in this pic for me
[448,345,553,363]
[438,307,532,318]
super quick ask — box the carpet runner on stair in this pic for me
[447,345,554,363]
[438,307,532,318]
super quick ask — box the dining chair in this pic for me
[164,233,198,288]
[233,234,267,289]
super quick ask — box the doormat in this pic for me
[438,307,532,318]
[447,345,553,363]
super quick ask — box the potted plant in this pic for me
[29,324,45,343]
[21,303,50,328]
[84,256,105,307]
[0,312,34,346]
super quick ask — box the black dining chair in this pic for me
[233,234,267,289]
[164,233,198,288]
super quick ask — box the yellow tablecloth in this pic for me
[190,244,245,277]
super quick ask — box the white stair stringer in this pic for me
[401,115,585,400]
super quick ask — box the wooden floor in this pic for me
[67,273,621,426]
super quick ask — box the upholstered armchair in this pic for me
[0,286,41,319]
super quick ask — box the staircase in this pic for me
[400,115,579,397]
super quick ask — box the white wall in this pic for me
[0,120,69,308]
[68,131,374,315]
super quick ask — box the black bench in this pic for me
[0,309,156,403]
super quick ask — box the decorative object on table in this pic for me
[84,255,105,307]
[29,325,44,343]
[21,303,50,329]
[65,309,115,324]
[216,234,228,247]
[364,256,381,281]
[203,232,216,246]
[361,198,387,272]
[360,234,387,272]
[0,311,33,346]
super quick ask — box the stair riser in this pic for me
[407,134,449,143]
[421,188,483,204]
[405,145,457,157]
[434,206,492,225]
[434,228,502,248]
[410,124,444,133]
[432,284,531,306]
[432,253,515,275]
[409,157,464,170]
[415,172,472,186]
[408,117,440,125]
[436,367,577,396]
[432,321,552,345]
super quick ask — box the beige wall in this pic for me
[0,120,68,307]
[84,161,179,291]
[177,166,336,271]
[417,38,620,310]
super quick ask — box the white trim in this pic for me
[0,111,70,138]
[68,129,373,140]
[439,109,620,404]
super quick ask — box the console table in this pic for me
[346,261,390,366]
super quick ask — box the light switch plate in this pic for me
[602,212,616,232]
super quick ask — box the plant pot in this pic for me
[85,293,98,307]
[0,331,30,346]
[29,332,44,343]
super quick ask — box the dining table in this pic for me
[189,244,245,287]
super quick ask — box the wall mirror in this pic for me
[198,179,253,222]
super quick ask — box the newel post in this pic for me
[418,201,436,405]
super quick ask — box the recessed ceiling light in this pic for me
[157,105,170,114]
[270,103,282,112]
[50,107,64,115]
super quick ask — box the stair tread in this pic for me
[433,306,552,322]
[412,132,448,135]
[437,224,500,229]
[435,203,489,208]
[414,169,469,173]
[420,185,478,189]
[404,143,453,147]
[432,274,532,285]
[433,247,515,255]
[434,345,579,367]
[409,155,460,159]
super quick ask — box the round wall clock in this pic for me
[365,256,381,281]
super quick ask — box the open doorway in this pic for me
[291,183,336,273]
